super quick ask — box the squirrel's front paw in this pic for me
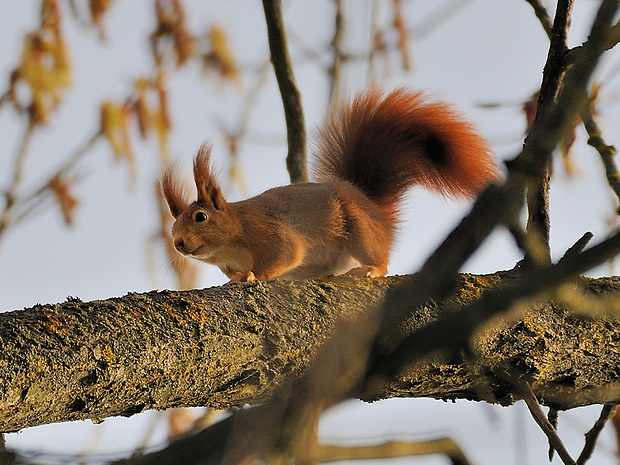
[344,265,385,278]
[229,271,257,282]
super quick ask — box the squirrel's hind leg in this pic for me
[334,183,393,279]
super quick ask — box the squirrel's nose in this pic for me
[174,238,185,252]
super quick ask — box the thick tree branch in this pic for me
[2,273,620,434]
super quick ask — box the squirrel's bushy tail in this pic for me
[313,88,500,221]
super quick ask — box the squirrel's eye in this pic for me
[194,211,208,223]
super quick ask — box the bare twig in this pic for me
[0,90,11,111]
[521,382,576,465]
[559,231,594,262]
[607,21,620,51]
[318,438,472,465]
[583,107,620,213]
[216,57,272,195]
[392,0,411,71]
[368,0,381,83]
[20,132,101,204]
[548,407,559,461]
[413,0,472,39]
[1,131,102,237]
[0,122,36,248]
[328,0,345,105]
[524,0,554,39]
[568,20,620,63]
[576,404,616,465]
[261,0,308,183]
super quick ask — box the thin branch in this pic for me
[367,0,381,83]
[525,0,575,267]
[576,404,616,465]
[18,132,101,207]
[559,231,594,262]
[0,90,11,111]
[0,130,101,244]
[521,382,576,465]
[568,20,620,63]
[392,0,411,71]
[524,0,554,39]
[547,407,559,461]
[328,0,345,105]
[318,438,472,465]
[607,21,620,51]
[583,106,620,213]
[261,0,308,183]
[525,171,551,266]
[216,57,272,195]
[0,122,36,249]
[413,0,473,39]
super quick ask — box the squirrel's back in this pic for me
[313,88,500,222]
[163,87,501,281]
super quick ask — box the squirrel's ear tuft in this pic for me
[161,165,190,219]
[193,143,227,210]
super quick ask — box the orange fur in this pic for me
[162,88,501,281]
[314,88,500,223]
[161,165,190,218]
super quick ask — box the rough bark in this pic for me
[1,272,620,433]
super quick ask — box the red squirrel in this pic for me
[162,88,500,282]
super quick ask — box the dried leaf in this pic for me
[134,77,153,139]
[559,116,580,175]
[49,175,79,225]
[18,2,72,125]
[523,90,538,132]
[154,73,171,160]
[131,74,171,160]
[50,31,72,89]
[373,30,387,55]
[151,0,195,67]
[560,85,600,176]
[392,0,411,70]
[89,0,116,40]
[100,100,136,178]
[41,0,61,33]
[204,25,241,86]
[7,69,22,109]
[155,72,171,131]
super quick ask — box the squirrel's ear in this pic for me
[161,165,190,219]
[193,143,227,210]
